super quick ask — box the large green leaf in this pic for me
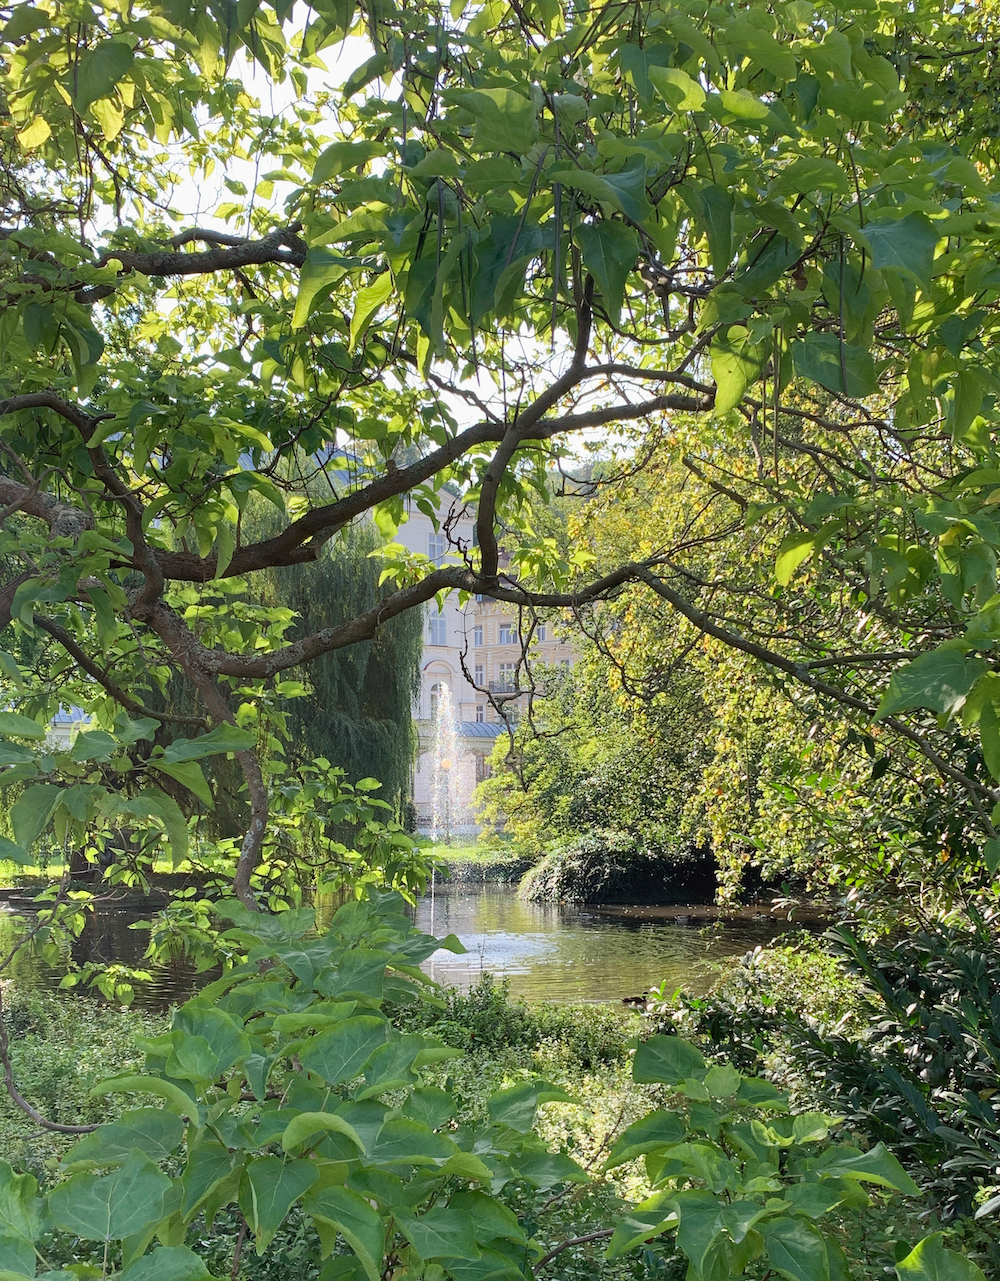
[396,1208,480,1261]
[120,1247,212,1281]
[669,1189,723,1276]
[293,248,352,328]
[549,162,653,223]
[577,222,639,325]
[280,1112,364,1155]
[71,40,134,111]
[685,184,734,276]
[305,1186,385,1281]
[895,1233,987,1281]
[632,1036,706,1085]
[760,1216,830,1281]
[606,1190,678,1258]
[487,1080,575,1132]
[47,1152,176,1242]
[298,1016,389,1085]
[790,332,878,398]
[170,1001,251,1080]
[0,1163,40,1278]
[161,725,255,763]
[0,713,45,740]
[861,213,940,291]
[605,1111,686,1169]
[808,1142,920,1194]
[711,324,766,412]
[876,651,987,721]
[240,1157,319,1253]
[62,1109,185,1169]
[180,1143,237,1220]
[453,89,538,154]
[10,785,61,850]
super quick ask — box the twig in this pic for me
[533,1230,614,1271]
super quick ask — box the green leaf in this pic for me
[0,1163,40,1278]
[293,248,352,329]
[161,724,255,763]
[349,273,393,352]
[240,1157,319,1254]
[632,1036,706,1085]
[72,41,134,112]
[396,1208,480,1261]
[0,713,45,740]
[984,836,1000,873]
[577,222,639,326]
[648,65,706,112]
[704,1065,742,1098]
[861,213,940,291]
[670,1189,723,1275]
[760,1216,830,1281]
[150,760,213,808]
[809,1142,920,1194]
[120,1247,211,1281]
[0,838,29,865]
[170,1001,250,1081]
[775,532,819,587]
[305,1187,385,1281]
[91,1075,196,1113]
[550,162,653,223]
[711,324,765,413]
[605,1110,686,1169]
[895,1233,987,1281]
[298,1016,389,1085]
[62,1109,185,1169]
[685,185,734,276]
[69,730,118,762]
[606,1190,678,1258]
[312,140,386,184]
[47,1152,175,1242]
[790,332,878,398]
[487,1080,575,1132]
[876,650,988,720]
[10,785,61,850]
[280,1112,364,1154]
[448,1193,523,1246]
[454,89,538,154]
[180,1144,236,1220]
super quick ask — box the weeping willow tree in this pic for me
[262,521,423,818]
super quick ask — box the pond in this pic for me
[0,882,816,1008]
[413,881,813,1003]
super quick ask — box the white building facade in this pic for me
[393,500,577,835]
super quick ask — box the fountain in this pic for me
[429,683,462,845]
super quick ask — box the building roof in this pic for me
[459,721,505,739]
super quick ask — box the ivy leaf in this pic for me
[71,41,134,112]
[895,1233,987,1281]
[876,651,988,721]
[790,332,878,398]
[240,1157,319,1254]
[47,1153,175,1242]
[576,222,639,324]
[861,213,940,291]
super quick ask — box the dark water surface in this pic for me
[0,883,811,1008]
[411,881,810,1003]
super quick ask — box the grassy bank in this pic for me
[425,840,536,884]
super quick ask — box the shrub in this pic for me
[519,831,714,904]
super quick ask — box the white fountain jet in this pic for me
[429,683,461,846]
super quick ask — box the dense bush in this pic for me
[519,831,715,905]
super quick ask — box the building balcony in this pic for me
[488,679,521,696]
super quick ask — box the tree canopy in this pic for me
[2,0,1000,901]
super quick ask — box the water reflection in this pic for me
[412,882,810,1003]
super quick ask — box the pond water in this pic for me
[0,883,814,1008]
[411,881,812,1003]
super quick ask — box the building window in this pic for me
[474,663,484,686]
[429,682,444,720]
[429,615,448,645]
[560,659,571,670]
[428,532,446,562]
[475,755,491,783]
[537,624,546,642]
[499,623,515,645]
[476,704,484,723]
[474,593,485,603]
[472,625,483,646]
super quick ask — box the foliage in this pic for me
[604,1032,987,1281]
[5,0,1000,912]
[518,832,713,905]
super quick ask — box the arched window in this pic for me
[429,682,444,720]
